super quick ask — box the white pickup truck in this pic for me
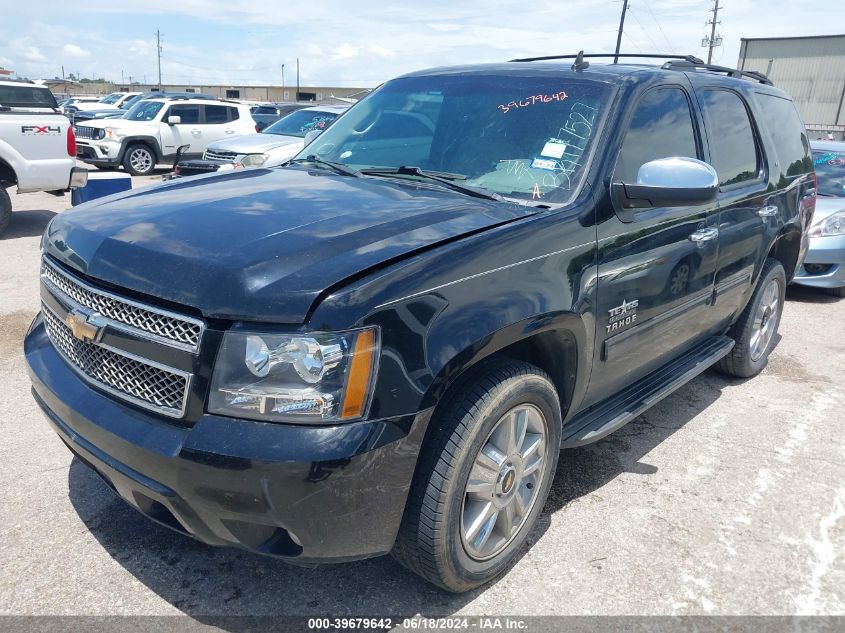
[0,80,87,234]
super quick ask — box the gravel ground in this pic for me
[1,173,843,618]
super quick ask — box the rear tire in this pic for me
[827,286,845,298]
[717,257,786,378]
[392,358,561,592]
[122,144,156,176]
[0,187,11,237]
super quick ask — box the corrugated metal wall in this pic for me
[738,35,845,128]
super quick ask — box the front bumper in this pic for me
[792,234,845,289]
[76,140,121,167]
[25,315,429,563]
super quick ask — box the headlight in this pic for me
[239,153,267,168]
[208,326,379,423]
[809,210,845,237]
[102,127,122,140]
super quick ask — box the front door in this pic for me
[583,84,721,408]
[159,104,201,158]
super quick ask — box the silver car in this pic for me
[793,140,845,296]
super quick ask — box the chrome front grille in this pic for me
[41,258,203,351]
[74,125,101,140]
[204,149,238,162]
[42,304,190,417]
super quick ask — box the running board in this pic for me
[561,336,735,448]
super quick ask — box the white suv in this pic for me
[74,97,257,175]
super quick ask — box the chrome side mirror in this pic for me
[611,157,719,220]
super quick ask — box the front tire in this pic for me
[827,286,845,298]
[122,144,156,176]
[392,359,561,592]
[717,257,786,378]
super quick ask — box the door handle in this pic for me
[688,227,719,246]
[758,205,778,217]
[225,129,235,134]
[191,128,201,135]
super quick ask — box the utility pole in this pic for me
[281,63,285,99]
[706,0,721,64]
[613,0,629,64]
[296,58,300,102]
[156,29,162,90]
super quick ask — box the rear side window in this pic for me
[253,106,276,115]
[615,87,699,183]
[0,85,58,109]
[700,90,759,186]
[756,93,811,177]
[167,104,200,124]
[203,105,229,124]
[228,107,239,121]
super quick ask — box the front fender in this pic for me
[309,207,599,421]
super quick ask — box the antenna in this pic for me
[571,51,590,72]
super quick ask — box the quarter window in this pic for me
[615,87,699,183]
[700,90,759,186]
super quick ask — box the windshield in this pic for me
[119,94,145,110]
[295,74,611,204]
[99,93,121,104]
[264,109,339,137]
[813,150,845,197]
[123,100,163,121]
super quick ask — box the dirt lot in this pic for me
[1,173,843,618]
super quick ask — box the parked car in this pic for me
[175,105,348,177]
[0,80,87,234]
[251,102,308,131]
[25,54,814,592]
[57,96,101,113]
[72,91,219,124]
[63,92,140,117]
[73,97,257,175]
[792,139,845,296]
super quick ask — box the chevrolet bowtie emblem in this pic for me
[65,309,103,343]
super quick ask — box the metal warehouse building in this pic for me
[738,34,845,140]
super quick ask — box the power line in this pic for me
[641,0,675,52]
[628,7,664,53]
[622,31,644,54]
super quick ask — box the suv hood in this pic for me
[207,134,302,154]
[44,167,536,323]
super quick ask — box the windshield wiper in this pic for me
[359,166,503,202]
[288,155,360,177]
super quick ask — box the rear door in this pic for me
[584,84,721,408]
[693,85,779,326]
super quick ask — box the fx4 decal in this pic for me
[21,125,61,136]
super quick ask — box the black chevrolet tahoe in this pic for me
[25,54,815,592]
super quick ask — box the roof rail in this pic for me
[661,59,773,85]
[509,53,705,64]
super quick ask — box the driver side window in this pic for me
[615,87,699,183]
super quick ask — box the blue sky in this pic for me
[1,0,841,88]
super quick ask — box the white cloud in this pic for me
[0,0,842,86]
[62,43,90,58]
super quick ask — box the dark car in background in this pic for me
[251,102,308,131]
[26,54,814,592]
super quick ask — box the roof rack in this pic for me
[661,59,773,85]
[509,53,705,64]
